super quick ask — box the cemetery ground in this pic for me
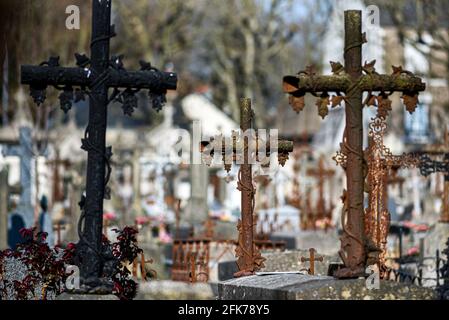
[1,0,449,308]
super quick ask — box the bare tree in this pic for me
[371,0,449,126]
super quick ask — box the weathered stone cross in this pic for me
[283,10,425,278]
[202,98,293,277]
[20,0,177,288]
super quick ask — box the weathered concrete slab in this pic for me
[136,280,215,300]
[218,274,331,299]
[217,249,341,281]
[218,274,437,300]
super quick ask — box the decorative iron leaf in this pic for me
[110,54,125,70]
[139,60,154,71]
[289,94,305,113]
[330,61,344,75]
[121,89,138,116]
[363,59,376,74]
[149,90,167,112]
[364,94,377,107]
[75,53,90,68]
[402,92,419,114]
[376,94,392,118]
[30,86,47,106]
[391,65,403,76]
[331,95,344,108]
[78,194,86,210]
[46,56,60,67]
[58,86,74,113]
[80,138,90,152]
[304,65,316,76]
[105,146,113,161]
[316,95,329,119]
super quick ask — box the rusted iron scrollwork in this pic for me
[335,115,420,278]
[283,10,425,278]
[171,239,210,283]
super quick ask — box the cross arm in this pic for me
[200,139,293,156]
[200,138,293,169]
[21,65,177,91]
[283,73,425,94]
[419,154,449,177]
[21,66,89,87]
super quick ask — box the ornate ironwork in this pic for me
[171,239,210,283]
[417,131,449,223]
[283,10,425,278]
[132,252,157,281]
[336,115,420,278]
[20,0,177,290]
[202,98,293,277]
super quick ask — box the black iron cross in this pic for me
[21,0,177,289]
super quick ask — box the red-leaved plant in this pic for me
[109,227,142,300]
[0,226,143,300]
[0,228,76,300]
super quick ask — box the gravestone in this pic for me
[218,274,437,300]
[0,167,8,249]
[187,122,209,230]
[218,249,339,281]
[2,126,35,228]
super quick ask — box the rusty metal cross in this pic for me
[300,248,324,275]
[283,10,425,278]
[202,98,293,277]
[53,221,66,247]
[306,155,335,227]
